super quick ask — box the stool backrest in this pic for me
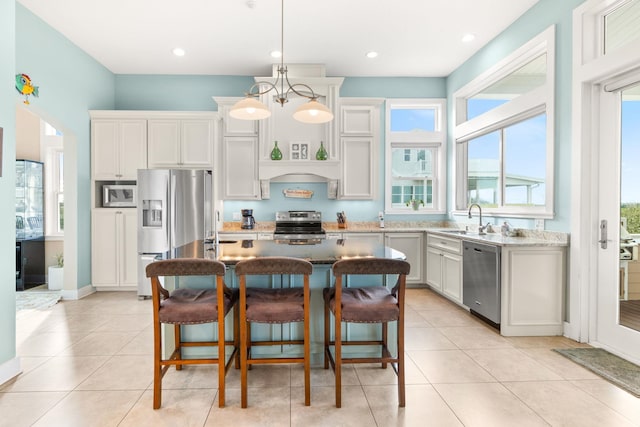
[332,258,410,276]
[235,257,313,276]
[146,258,226,278]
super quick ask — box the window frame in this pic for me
[385,98,447,214]
[453,26,556,218]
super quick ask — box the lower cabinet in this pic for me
[500,245,566,336]
[425,234,462,303]
[385,233,423,285]
[91,209,138,289]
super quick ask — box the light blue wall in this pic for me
[446,0,586,232]
[115,75,255,111]
[0,0,17,367]
[15,4,116,289]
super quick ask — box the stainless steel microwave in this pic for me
[102,184,136,207]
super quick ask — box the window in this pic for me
[385,99,446,213]
[466,53,547,120]
[454,26,555,218]
[467,114,547,208]
[42,121,64,236]
[604,0,640,54]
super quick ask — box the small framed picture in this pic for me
[290,142,309,161]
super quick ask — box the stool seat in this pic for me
[323,286,399,323]
[246,287,304,323]
[160,288,239,325]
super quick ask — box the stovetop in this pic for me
[274,210,325,239]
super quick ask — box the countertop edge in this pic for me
[219,221,569,248]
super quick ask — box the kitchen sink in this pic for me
[441,230,468,234]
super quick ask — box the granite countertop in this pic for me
[219,221,569,247]
[206,239,406,265]
[425,229,569,247]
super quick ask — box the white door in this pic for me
[595,77,640,362]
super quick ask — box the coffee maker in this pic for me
[241,209,255,229]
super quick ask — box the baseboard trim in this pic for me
[61,285,95,301]
[0,357,21,387]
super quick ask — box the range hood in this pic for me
[259,160,340,182]
[256,65,344,183]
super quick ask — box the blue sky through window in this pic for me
[390,109,435,132]
[621,100,640,203]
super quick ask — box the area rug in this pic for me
[16,291,62,312]
[553,348,640,397]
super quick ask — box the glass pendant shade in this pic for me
[229,97,271,120]
[292,100,334,124]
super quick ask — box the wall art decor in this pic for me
[289,142,309,161]
[15,74,39,105]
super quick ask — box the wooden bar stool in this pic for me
[323,257,410,407]
[235,257,313,408]
[146,258,239,409]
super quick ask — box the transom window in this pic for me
[604,0,640,54]
[385,99,446,214]
[466,53,547,120]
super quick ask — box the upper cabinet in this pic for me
[339,99,383,200]
[91,119,147,180]
[215,98,261,200]
[341,104,377,136]
[148,117,214,169]
[222,136,260,200]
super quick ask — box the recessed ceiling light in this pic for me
[270,50,282,58]
[462,34,475,43]
[366,51,378,59]
[172,48,186,57]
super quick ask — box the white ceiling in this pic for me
[17,0,539,77]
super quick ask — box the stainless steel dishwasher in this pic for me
[462,241,501,328]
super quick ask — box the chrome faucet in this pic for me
[467,203,486,235]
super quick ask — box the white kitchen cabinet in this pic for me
[426,234,462,303]
[340,137,376,199]
[91,209,138,289]
[222,136,260,200]
[147,119,214,168]
[385,233,424,285]
[338,99,382,200]
[341,104,377,135]
[500,245,566,336]
[91,119,147,180]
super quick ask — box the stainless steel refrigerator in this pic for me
[137,169,212,297]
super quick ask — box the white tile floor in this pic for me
[2,289,640,427]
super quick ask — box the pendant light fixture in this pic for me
[229,0,334,124]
